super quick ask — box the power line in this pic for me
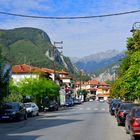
[0,9,140,19]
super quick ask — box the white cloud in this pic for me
[0,0,140,57]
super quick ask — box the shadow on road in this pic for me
[0,116,82,140]
[0,135,40,140]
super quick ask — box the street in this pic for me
[0,101,130,140]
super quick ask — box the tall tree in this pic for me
[110,30,140,101]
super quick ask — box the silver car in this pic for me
[24,102,39,117]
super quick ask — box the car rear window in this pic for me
[2,103,19,109]
[112,103,118,107]
[134,109,140,117]
[25,104,32,108]
[120,104,136,110]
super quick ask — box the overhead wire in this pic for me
[0,9,140,19]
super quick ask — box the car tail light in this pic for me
[131,121,139,127]
[119,112,124,117]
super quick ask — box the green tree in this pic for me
[110,30,140,101]
[17,77,60,104]
[0,45,11,103]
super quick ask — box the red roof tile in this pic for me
[58,70,68,75]
[88,80,99,85]
[12,64,50,74]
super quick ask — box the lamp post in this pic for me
[130,22,140,32]
[53,41,63,81]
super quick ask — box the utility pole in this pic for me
[53,41,63,81]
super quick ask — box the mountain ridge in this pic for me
[0,27,76,73]
[70,50,125,74]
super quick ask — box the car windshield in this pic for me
[134,109,140,117]
[24,104,32,108]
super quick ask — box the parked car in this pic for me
[125,106,140,140]
[109,101,121,115]
[73,98,82,104]
[114,102,122,117]
[99,98,105,103]
[116,102,138,126]
[0,102,27,121]
[48,100,59,111]
[24,102,39,117]
[109,99,121,111]
[66,99,74,107]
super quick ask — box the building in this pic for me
[75,80,110,101]
[96,82,110,101]
[12,64,51,83]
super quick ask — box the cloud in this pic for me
[0,0,140,57]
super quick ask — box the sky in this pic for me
[0,0,140,58]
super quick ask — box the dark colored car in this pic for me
[109,101,121,115]
[0,102,27,121]
[125,107,140,140]
[116,102,138,126]
[114,102,122,117]
[109,99,121,113]
[49,101,59,111]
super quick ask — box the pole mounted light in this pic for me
[130,22,140,32]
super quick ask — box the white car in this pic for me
[24,102,39,117]
[99,99,105,103]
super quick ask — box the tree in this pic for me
[110,30,140,101]
[17,77,60,104]
[0,46,11,103]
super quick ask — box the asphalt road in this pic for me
[0,101,131,140]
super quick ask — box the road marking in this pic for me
[86,108,91,110]
[102,108,105,111]
[79,108,83,110]
[94,108,98,110]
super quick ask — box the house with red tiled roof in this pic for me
[58,70,73,87]
[12,64,51,83]
[41,68,72,86]
[96,82,110,101]
[75,79,110,100]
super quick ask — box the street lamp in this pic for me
[130,22,140,32]
[53,41,63,81]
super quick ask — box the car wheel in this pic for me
[117,122,121,126]
[36,111,39,116]
[30,112,34,117]
[24,113,27,120]
[125,128,129,134]
[130,135,137,140]
[125,123,130,134]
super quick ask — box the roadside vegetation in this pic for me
[5,77,60,105]
[0,45,11,103]
[110,30,140,101]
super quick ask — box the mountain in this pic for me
[93,63,119,82]
[0,27,75,73]
[71,50,125,73]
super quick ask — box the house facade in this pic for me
[75,80,110,101]
[12,64,51,83]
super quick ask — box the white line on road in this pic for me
[79,108,83,110]
[86,108,91,110]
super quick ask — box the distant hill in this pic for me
[93,63,120,82]
[71,50,125,73]
[0,27,75,73]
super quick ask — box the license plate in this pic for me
[2,116,9,119]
